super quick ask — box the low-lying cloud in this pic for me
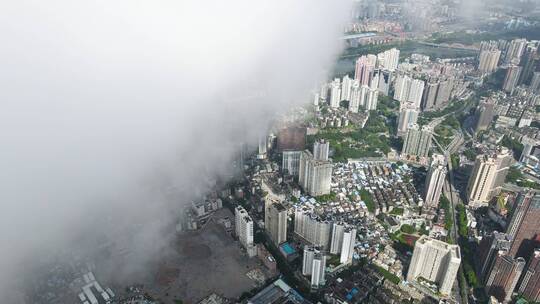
[0,0,349,300]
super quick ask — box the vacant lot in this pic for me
[147,210,264,304]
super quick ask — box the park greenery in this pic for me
[506,167,540,190]
[389,230,415,254]
[360,189,375,212]
[428,26,540,46]
[316,192,337,202]
[372,264,401,285]
[310,94,404,162]
[506,166,523,184]
[439,196,453,234]
[389,207,404,216]
[463,148,477,161]
[450,154,460,169]
[500,135,524,159]
[343,40,478,60]
[434,124,454,148]
[455,204,479,288]
[400,224,416,234]
[456,204,468,238]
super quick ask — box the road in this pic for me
[443,149,470,304]
[416,41,480,52]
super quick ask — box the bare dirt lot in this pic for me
[147,209,264,304]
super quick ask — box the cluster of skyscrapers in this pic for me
[478,38,540,94]
[354,48,398,82]
[394,74,424,135]
[324,75,379,112]
[477,191,540,302]
[296,208,357,288]
[302,246,327,288]
[261,196,358,289]
[421,76,454,111]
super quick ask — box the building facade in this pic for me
[485,253,525,303]
[302,246,326,288]
[467,149,512,208]
[235,206,256,257]
[424,154,447,208]
[401,124,432,159]
[282,150,302,176]
[507,191,540,258]
[264,197,288,246]
[299,150,332,196]
[407,236,461,295]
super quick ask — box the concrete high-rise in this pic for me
[355,55,376,86]
[364,86,379,111]
[341,75,353,102]
[518,249,540,302]
[504,38,527,64]
[299,150,332,196]
[475,98,496,133]
[277,127,306,152]
[394,75,425,108]
[313,92,320,106]
[467,148,512,208]
[407,236,461,295]
[478,49,502,73]
[394,74,410,103]
[329,222,356,264]
[264,197,288,246]
[506,191,540,258]
[329,222,344,255]
[477,231,512,282]
[302,246,326,288]
[374,69,393,96]
[518,45,538,85]
[530,72,540,93]
[257,135,268,159]
[282,150,302,176]
[420,77,454,111]
[424,154,447,208]
[421,81,439,111]
[313,140,329,161]
[485,253,525,303]
[319,83,329,102]
[397,103,419,136]
[294,206,332,250]
[503,65,522,94]
[520,137,537,162]
[330,78,342,108]
[302,246,316,275]
[235,206,256,257]
[348,81,365,113]
[401,124,432,159]
[376,48,400,71]
[435,78,453,106]
[339,227,356,265]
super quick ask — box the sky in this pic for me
[0,0,350,300]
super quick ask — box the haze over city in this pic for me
[0,0,348,300]
[3,0,540,304]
